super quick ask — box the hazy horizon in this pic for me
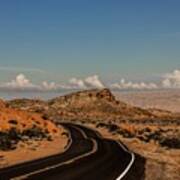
[1,88,180,100]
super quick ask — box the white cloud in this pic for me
[111,78,158,90]
[0,74,105,91]
[2,74,38,90]
[69,78,87,89]
[162,70,180,88]
[67,75,105,89]
[1,70,180,92]
[111,70,180,90]
[162,78,171,88]
[0,74,59,91]
[85,75,105,89]
[42,81,59,90]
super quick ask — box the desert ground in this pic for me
[0,89,180,179]
[112,89,180,179]
[0,100,68,168]
[113,89,180,113]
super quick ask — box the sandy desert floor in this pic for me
[2,89,180,179]
[0,101,68,168]
[0,129,68,168]
[113,89,180,113]
[112,90,180,179]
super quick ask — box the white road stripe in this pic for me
[62,126,73,152]
[116,141,135,180]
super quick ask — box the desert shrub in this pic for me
[146,131,162,141]
[107,124,119,132]
[22,127,47,139]
[117,129,135,138]
[8,128,21,141]
[96,123,119,133]
[42,115,49,120]
[62,132,68,137]
[0,128,20,150]
[0,133,14,150]
[96,123,107,128]
[159,138,180,149]
[0,126,50,151]
[8,119,18,125]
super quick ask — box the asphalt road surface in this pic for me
[0,123,145,180]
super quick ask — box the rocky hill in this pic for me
[48,89,155,120]
[7,89,179,123]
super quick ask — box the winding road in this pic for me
[0,123,145,180]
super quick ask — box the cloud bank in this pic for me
[68,75,105,89]
[111,69,180,90]
[0,70,180,91]
[0,74,39,91]
[111,79,158,90]
[0,74,105,91]
[162,70,180,88]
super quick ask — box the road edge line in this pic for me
[116,141,135,180]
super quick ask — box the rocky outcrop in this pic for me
[7,89,157,122]
[47,88,157,121]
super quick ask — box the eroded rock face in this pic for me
[49,88,121,106]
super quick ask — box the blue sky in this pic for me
[0,0,180,84]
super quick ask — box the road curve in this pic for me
[0,123,145,180]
